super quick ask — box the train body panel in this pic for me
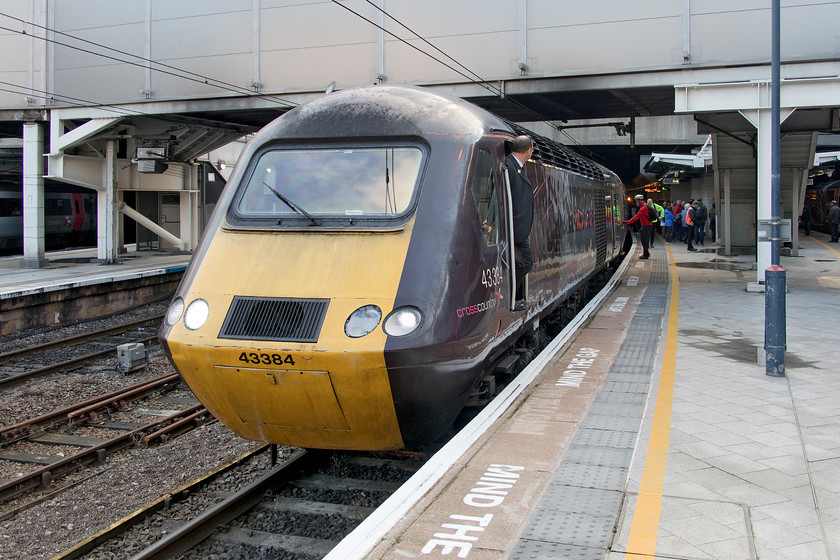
[160,85,627,451]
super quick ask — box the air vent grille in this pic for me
[219,297,329,343]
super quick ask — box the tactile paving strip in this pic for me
[512,541,606,560]
[512,248,670,559]
[562,444,635,469]
[537,485,624,515]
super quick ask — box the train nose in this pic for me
[163,293,410,450]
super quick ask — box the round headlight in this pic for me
[383,307,423,337]
[345,305,382,338]
[164,297,184,327]
[183,299,210,330]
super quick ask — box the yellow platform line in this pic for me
[803,235,840,259]
[625,243,679,557]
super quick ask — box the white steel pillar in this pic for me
[21,122,48,268]
[98,139,120,263]
[723,168,731,257]
[180,165,199,250]
[739,108,794,283]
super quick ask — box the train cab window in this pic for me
[233,146,423,226]
[469,149,500,245]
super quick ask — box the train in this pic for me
[0,187,96,252]
[803,176,840,234]
[159,85,629,451]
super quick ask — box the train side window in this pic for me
[45,198,65,216]
[470,148,500,246]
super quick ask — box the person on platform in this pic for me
[506,135,535,309]
[662,202,675,243]
[800,204,812,236]
[829,200,840,242]
[685,201,698,251]
[648,198,664,248]
[671,201,682,243]
[693,198,708,246]
[708,202,717,242]
[623,194,652,259]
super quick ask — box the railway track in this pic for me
[50,447,425,560]
[0,315,164,388]
[0,374,210,508]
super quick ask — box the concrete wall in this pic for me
[2,0,838,109]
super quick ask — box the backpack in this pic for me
[694,204,707,222]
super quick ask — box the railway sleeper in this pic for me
[212,527,337,558]
[258,495,375,521]
[289,473,401,495]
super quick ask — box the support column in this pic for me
[21,122,48,268]
[790,170,801,256]
[178,165,196,251]
[755,109,772,283]
[739,107,794,283]
[98,139,120,263]
[723,168,731,256]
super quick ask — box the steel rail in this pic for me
[0,335,158,389]
[0,402,210,505]
[128,448,316,560]
[0,315,164,365]
[142,406,211,446]
[48,445,270,560]
[0,373,180,444]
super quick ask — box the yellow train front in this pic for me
[159,85,627,451]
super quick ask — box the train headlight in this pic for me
[164,297,184,327]
[184,299,210,330]
[345,305,382,338]
[383,307,423,337]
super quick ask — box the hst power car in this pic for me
[159,85,627,450]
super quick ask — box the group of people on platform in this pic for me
[623,195,716,259]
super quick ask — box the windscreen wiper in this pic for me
[262,180,318,225]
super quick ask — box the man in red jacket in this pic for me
[624,194,652,259]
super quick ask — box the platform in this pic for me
[0,246,191,336]
[0,247,191,299]
[328,231,840,560]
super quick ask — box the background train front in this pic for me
[0,186,95,253]
[159,85,626,451]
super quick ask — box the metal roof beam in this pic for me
[675,76,840,113]
[48,116,123,155]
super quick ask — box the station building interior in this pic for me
[1,1,838,286]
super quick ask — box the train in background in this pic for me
[803,177,840,234]
[159,85,629,451]
[0,186,96,252]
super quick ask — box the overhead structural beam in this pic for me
[675,76,840,113]
[117,201,187,250]
[815,150,840,166]
[675,76,835,286]
[48,116,122,155]
[651,135,712,168]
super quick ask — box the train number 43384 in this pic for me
[238,352,296,366]
[481,266,503,288]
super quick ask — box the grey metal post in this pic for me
[765,0,786,377]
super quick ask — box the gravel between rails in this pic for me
[0,300,172,429]
[0,422,263,560]
[0,300,273,560]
